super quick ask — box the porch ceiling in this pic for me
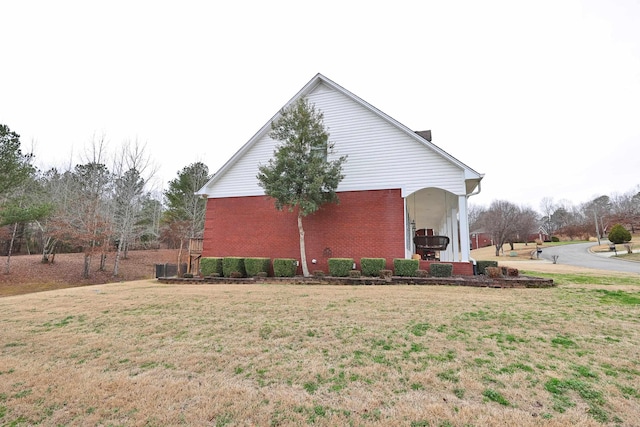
[408,188,456,230]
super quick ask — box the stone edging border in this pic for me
[157,275,555,288]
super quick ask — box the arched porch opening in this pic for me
[405,187,471,263]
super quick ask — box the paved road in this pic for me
[539,241,640,274]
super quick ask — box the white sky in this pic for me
[2,0,639,210]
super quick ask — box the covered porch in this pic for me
[404,187,473,271]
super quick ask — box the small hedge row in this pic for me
[200,257,462,278]
[244,257,270,276]
[222,257,246,278]
[273,258,297,277]
[430,263,453,277]
[200,257,223,277]
[394,258,419,277]
[361,258,386,277]
[202,257,276,278]
[328,258,354,277]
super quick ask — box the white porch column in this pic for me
[440,212,453,262]
[458,195,471,262]
[404,196,412,259]
[450,206,460,262]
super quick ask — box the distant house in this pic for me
[469,227,550,251]
[470,231,493,250]
[196,73,484,275]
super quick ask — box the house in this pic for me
[470,230,493,250]
[196,73,484,275]
[469,227,550,251]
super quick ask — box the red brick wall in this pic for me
[202,189,406,273]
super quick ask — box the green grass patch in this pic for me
[436,369,459,383]
[303,381,318,394]
[616,383,640,399]
[523,272,640,286]
[594,289,640,305]
[571,364,598,379]
[545,377,607,421]
[551,335,578,348]
[499,362,534,374]
[482,389,509,406]
[409,322,430,336]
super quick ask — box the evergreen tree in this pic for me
[257,98,346,276]
[163,162,210,239]
[0,124,35,202]
[0,124,46,273]
[163,162,211,274]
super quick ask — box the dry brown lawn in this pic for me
[1,245,639,426]
[1,275,640,426]
[0,249,179,297]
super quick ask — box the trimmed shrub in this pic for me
[608,224,632,244]
[223,257,246,278]
[476,260,498,275]
[360,258,386,277]
[182,273,194,278]
[485,266,502,278]
[273,258,297,277]
[313,270,325,278]
[229,271,244,278]
[430,263,453,277]
[328,258,354,277]
[200,257,223,277]
[349,270,361,278]
[416,269,429,278]
[506,267,519,277]
[394,258,419,277]
[244,257,271,277]
[255,271,268,278]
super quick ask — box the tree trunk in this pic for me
[494,243,502,257]
[298,213,310,277]
[99,253,107,271]
[41,237,57,264]
[83,253,91,278]
[4,222,18,274]
[41,239,49,263]
[177,238,184,276]
[113,236,123,277]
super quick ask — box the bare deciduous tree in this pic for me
[478,200,520,256]
[110,140,157,276]
[513,205,539,246]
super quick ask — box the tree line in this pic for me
[470,191,640,256]
[0,124,211,277]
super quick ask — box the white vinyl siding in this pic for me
[205,81,467,198]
